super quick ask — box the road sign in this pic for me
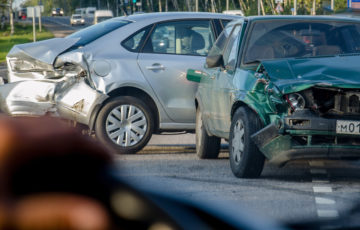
[27,6,44,18]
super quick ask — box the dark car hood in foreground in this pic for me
[261,55,360,94]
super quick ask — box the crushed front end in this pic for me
[1,38,108,126]
[250,58,360,165]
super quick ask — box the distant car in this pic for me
[70,14,85,26]
[187,16,360,178]
[4,12,240,154]
[93,10,113,24]
[52,8,64,16]
[222,10,244,16]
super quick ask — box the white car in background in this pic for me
[70,14,85,26]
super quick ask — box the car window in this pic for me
[207,24,233,57]
[142,20,215,56]
[221,19,231,28]
[122,27,151,52]
[223,25,241,70]
[244,20,360,64]
[67,19,131,47]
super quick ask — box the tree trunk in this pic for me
[9,0,14,35]
[210,0,215,12]
[171,0,179,10]
[159,0,162,12]
[260,0,266,15]
[165,0,168,11]
[149,0,154,11]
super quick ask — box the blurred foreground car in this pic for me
[3,12,239,154]
[187,16,360,178]
[70,14,85,26]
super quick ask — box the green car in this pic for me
[187,16,360,178]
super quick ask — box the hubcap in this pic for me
[105,104,147,147]
[232,119,245,164]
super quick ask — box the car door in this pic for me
[137,20,216,123]
[211,24,242,134]
[200,24,234,134]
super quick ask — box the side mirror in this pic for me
[186,69,206,83]
[206,55,224,68]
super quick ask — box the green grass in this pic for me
[0,23,54,63]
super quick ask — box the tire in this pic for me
[229,106,265,178]
[195,107,220,159]
[95,96,154,154]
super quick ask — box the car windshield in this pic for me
[73,15,82,19]
[244,20,360,63]
[67,19,131,46]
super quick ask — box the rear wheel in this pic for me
[229,107,265,178]
[195,107,220,159]
[95,96,154,154]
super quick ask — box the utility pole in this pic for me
[312,0,315,15]
[32,7,36,42]
[159,0,162,11]
[165,0,168,11]
[196,0,198,11]
[226,0,229,11]
[211,0,215,12]
[331,0,334,10]
[293,0,297,15]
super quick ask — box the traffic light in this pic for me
[133,0,136,3]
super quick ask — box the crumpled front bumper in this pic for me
[251,110,360,165]
[0,77,108,126]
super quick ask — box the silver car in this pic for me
[3,12,239,154]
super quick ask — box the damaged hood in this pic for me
[7,37,79,65]
[261,55,360,94]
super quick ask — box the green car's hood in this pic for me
[261,55,360,94]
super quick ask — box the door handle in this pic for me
[146,63,165,71]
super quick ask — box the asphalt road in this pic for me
[5,16,360,227]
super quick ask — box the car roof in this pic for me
[121,12,240,22]
[242,15,360,23]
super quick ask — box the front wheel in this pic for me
[229,107,265,178]
[195,107,220,159]
[95,96,154,154]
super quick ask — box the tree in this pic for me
[8,0,13,34]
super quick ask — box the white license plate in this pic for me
[336,120,360,135]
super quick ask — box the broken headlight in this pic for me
[286,93,305,111]
[9,59,37,72]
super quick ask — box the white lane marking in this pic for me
[315,197,336,205]
[309,161,325,167]
[317,210,339,218]
[313,186,333,193]
[310,169,327,174]
[312,178,330,183]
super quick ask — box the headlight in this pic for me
[60,10,64,14]
[81,19,84,22]
[52,11,56,14]
[286,93,305,111]
[9,59,36,72]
